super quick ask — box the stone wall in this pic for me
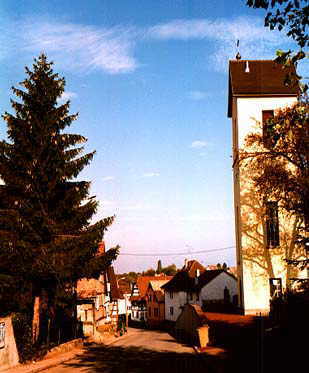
[0,316,19,371]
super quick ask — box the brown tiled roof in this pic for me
[228,60,298,117]
[197,269,223,288]
[136,275,172,298]
[182,260,206,276]
[118,278,131,295]
[107,266,123,300]
[77,278,104,299]
[197,269,236,289]
[162,260,205,292]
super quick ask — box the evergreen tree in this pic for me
[0,55,118,318]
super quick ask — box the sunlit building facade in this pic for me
[228,59,306,314]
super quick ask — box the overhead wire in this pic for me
[118,245,235,257]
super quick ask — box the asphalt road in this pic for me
[44,328,226,373]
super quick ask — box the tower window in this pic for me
[262,110,274,148]
[265,201,279,248]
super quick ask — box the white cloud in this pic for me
[190,140,208,149]
[188,90,209,101]
[20,20,138,74]
[1,15,294,76]
[148,17,284,72]
[102,176,115,182]
[142,172,160,178]
[58,91,77,103]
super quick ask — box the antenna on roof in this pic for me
[236,40,241,60]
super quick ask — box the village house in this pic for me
[130,275,171,323]
[145,277,172,327]
[228,59,307,314]
[162,260,238,322]
[76,242,124,335]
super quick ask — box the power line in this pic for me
[118,246,235,257]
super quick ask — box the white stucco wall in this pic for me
[199,272,238,302]
[236,96,297,148]
[165,291,188,322]
[118,299,126,315]
[235,95,298,314]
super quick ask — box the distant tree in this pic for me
[126,272,138,283]
[0,55,118,334]
[156,260,163,274]
[143,268,156,276]
[216,263,222,269]
[161,264,177,276]
[246,0,308,91]
[222,262,228,270]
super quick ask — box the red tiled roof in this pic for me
[185,304,256,327]
[182,260,206,277]
[228,60,299,117]
[204,312,256,327]
[137,275,172,298]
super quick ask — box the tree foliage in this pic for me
[240,100,309,269]
[0,54,118,314]
[246,0,308,91]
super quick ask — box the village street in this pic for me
[44,328,226,373]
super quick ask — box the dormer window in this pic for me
[262,110,274,148]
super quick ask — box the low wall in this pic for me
[0,316,19,371]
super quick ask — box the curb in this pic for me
[3,341,86,373]
[14,348,84,373]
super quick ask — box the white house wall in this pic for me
[200,272,238,302]
[165,291,187,322]
[118,299,127,315]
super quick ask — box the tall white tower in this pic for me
[228,59,299,314]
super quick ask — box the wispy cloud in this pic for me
[58,91,77,103]
[188,90,209,101]
[142,172,160,178]
[102,176,115,182]
[1,15,292,76]
[148,17,284,71]
[190,140,209,149]
[20,20,138,74]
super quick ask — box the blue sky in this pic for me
[0,0,306,273]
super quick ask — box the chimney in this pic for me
[245,61,250,73]
[195,269,200,285]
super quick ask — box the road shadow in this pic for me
[63,343,228,373]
